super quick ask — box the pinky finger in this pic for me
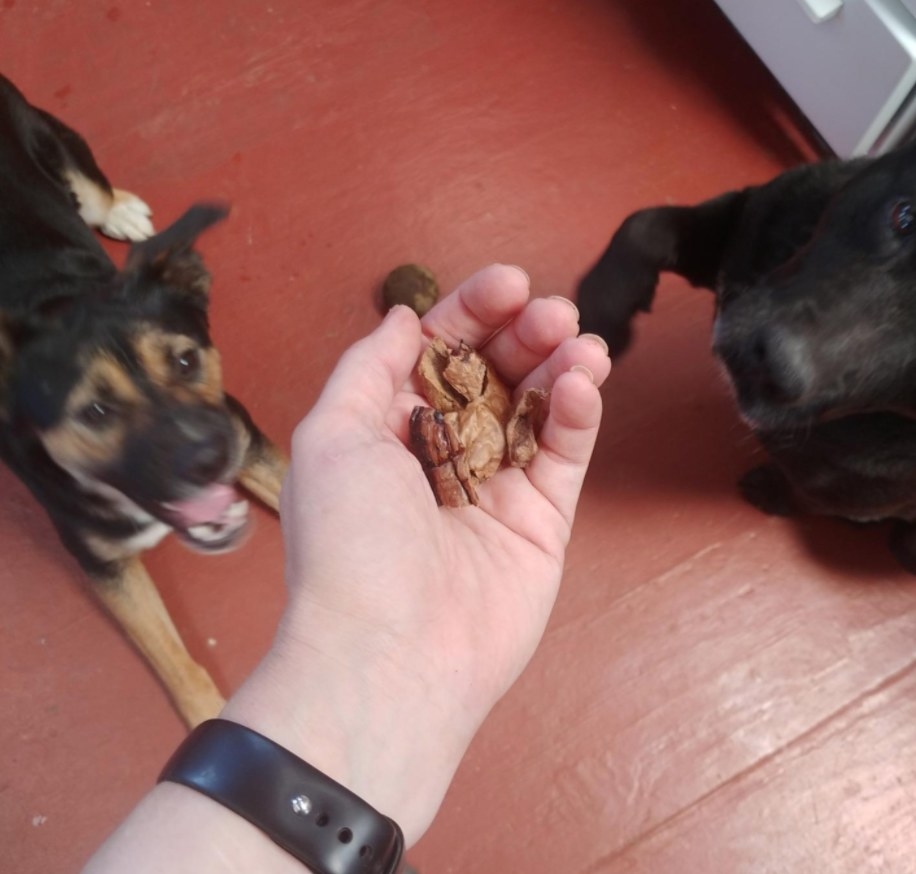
[524,367,603,528]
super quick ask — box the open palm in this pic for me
[280,265,611,733]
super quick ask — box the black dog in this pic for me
[0,74,288,725]
[577,143,916,573]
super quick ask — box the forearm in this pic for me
[83,638,472,873]
[83,781,307,874]
[219,634,475,845]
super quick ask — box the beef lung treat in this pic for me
[409,407,477,507]
[409,337,550,507]
[507,388,550,468]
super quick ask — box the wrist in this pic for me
[220,632,473,847]
[158,719,404,874]
[84,782,308,874]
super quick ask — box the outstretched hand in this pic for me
[225,264,611,846]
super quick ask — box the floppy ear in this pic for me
[124,203,229,299]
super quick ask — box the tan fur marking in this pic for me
[91,355,144,404]
[238,442,289,512]
[133,330,224,406]
[92,558,225,727]
[132,332,172,387]
[200,347,223,405]
[230,413,253,458]
[40,354,145,473]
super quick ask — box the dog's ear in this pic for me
[124,203,229,301]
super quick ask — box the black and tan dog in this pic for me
[578,142,916,573]
[0,74,287,726]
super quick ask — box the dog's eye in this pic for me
[175,348,201,379]
[78,401,114,428]
[891,201,916,235]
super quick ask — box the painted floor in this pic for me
[2,1,915,872]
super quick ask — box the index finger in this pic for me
[420,264,531,349]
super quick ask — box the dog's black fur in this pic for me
[0,74,287,725]
[577,143,916,573]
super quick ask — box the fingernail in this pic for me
[382,303,416,326]
[549,295,579,320]
[505,264,530,285]
[570,364,595,383]
[579,332,609,356]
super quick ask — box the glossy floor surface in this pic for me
[2,1,915,872]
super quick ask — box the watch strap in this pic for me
[158,719,404,874]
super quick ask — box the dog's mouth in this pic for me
[160,483,250,553]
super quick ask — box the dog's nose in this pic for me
[172,411,232,485]
[176,433,231,485]
[716,325,812,406]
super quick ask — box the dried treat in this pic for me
[507,388,550,468]
[443,341,488,403]
[417,338,514,419]
[409,337,550,507]
[382,263,439,316]
[409,407,477,507]
[417,339,513,481]
[446,402,506,483]
[416,337,467,412]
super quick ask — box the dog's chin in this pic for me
[734,398,826,434]
[172,517,250,554]
[159,483,251,554]
[735,394,905,433]
[170,506,251,554]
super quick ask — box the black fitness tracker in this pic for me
[159,719,404,874]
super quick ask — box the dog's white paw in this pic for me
[102,189,154,241]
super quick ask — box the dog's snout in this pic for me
[716,324,813,406]
[176,431,231,485]
[171,409,233,485]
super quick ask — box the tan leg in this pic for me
[238,440,288,513]
[92,557,225,728]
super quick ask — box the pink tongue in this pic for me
[170,483,236,526]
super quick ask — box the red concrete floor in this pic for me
[2,1,915,872]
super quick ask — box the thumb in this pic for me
[310,305,423,435]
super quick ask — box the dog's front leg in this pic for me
[91,557,226,728]
[227,394,289,512]
[738,463,798,518]
[238,439,288,512]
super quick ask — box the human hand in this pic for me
[224,264,611,846]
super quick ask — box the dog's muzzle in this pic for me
[714,319,816,417]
